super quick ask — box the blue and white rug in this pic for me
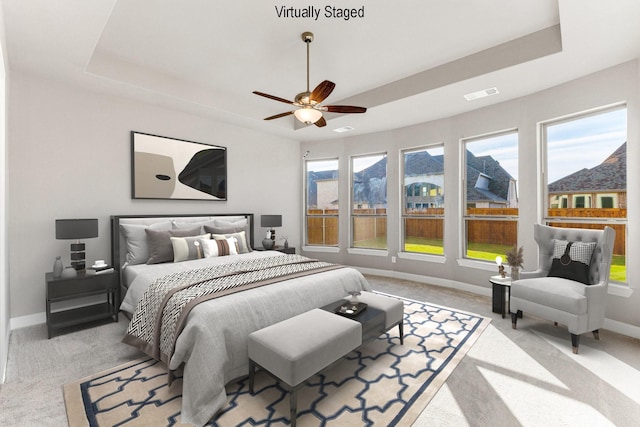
[64,294,490,426]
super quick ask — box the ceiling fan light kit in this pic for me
[253,31,367,128]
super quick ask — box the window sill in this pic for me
[608,283,634,298]
[456,257,496,272]
[398,252,446,264]
[347,248,389,257]
[301,246,340,254]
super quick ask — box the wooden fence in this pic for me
[306,207,626,255]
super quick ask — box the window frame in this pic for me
[349,152,388,252]
[461,129,519,263]
[304,157,340,249]
[540,103,628,284]
[400,144,445,257]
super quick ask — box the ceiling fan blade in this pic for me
[253,91,294,105]
[324,105,367,114]
[314,116,327,127]
[310,80,335,103]
[264,111,294,120]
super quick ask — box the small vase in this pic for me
[510,266,520,281]
[53,256,63,278]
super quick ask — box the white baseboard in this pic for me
[9,272,640,340]
[603,318,640,339]
[355,266,639,339]
[355,266,492,298]
[10,312,45,330]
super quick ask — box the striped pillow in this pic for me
[200,237,239,258]
[170,234,210,262]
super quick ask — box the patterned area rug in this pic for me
[64,294,490,426]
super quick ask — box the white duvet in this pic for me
[120,251,372,426]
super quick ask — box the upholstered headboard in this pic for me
[110,213,254,271]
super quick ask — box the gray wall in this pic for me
[1,3,9,381]
[8,71,302,320]
[302,60,640,331]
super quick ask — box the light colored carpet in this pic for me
[1,274,639,426]
[63,296,490,426]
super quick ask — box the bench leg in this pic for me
[398,322,404,345]
[248,359,255,393]
[290,388,297,427]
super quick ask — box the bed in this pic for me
[110,214,372,426]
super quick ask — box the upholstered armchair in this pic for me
[510,224,615,354]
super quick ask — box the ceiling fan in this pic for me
[253,31,367,128]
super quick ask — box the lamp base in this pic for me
[61,267,77,278]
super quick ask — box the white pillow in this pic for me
[200,237,238,258]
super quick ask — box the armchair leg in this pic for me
[571,334,580,354]
[511,311,520,329]
[593,330,600,340]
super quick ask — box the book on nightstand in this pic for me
[86,266,114,275]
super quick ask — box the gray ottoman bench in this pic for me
[248,308,362,427]
[354,291,404,344]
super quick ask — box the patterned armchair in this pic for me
[510,224,615,354]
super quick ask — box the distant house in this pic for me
[548,142,626,209]
[465,151,518,209]
[309,150,517,211]
[307,170,339,210]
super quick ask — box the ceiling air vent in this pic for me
[464,87,499,101]
[333,126,355,133]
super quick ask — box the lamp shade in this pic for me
[294,108,322,124]
[55,219,99,240]
[260,215,282,228]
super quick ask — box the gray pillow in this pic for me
[120,221,172,265]
[172,219,217,233]
[171,233,210,262]
[146,227,201,264]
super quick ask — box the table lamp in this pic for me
[260,215,282,240]
[56,218,99,271]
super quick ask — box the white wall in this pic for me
[8,72,302,320]
[0,2,9,382]
[302,60,640,330]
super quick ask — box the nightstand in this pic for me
[45,271,119,338]
[255,246,296,254]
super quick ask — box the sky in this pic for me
[466,107,627,184]
[308,107,627,185]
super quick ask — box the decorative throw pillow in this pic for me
[200,237,238,258]
[120,221,172,265]
[171,233,210,262]
[146,227,201,264]
[547,239,597,285]
[208,230,250,254]
[208,218,252,251]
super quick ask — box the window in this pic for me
[401,145,444,255]
[543,106,627,282]
[463,131,519,262]
[351,153,387,250]
[305,159,339,246]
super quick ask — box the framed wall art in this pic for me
[131,131,227,200]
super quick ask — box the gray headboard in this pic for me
[110,213,254,272]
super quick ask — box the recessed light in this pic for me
[333,126,355,133]
[464,87,499,101]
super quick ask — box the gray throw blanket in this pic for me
[123,254,342,364]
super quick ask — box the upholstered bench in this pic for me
[354,291,404,344]
[248,308,362,427]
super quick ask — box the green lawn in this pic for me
[403,238,627,283]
